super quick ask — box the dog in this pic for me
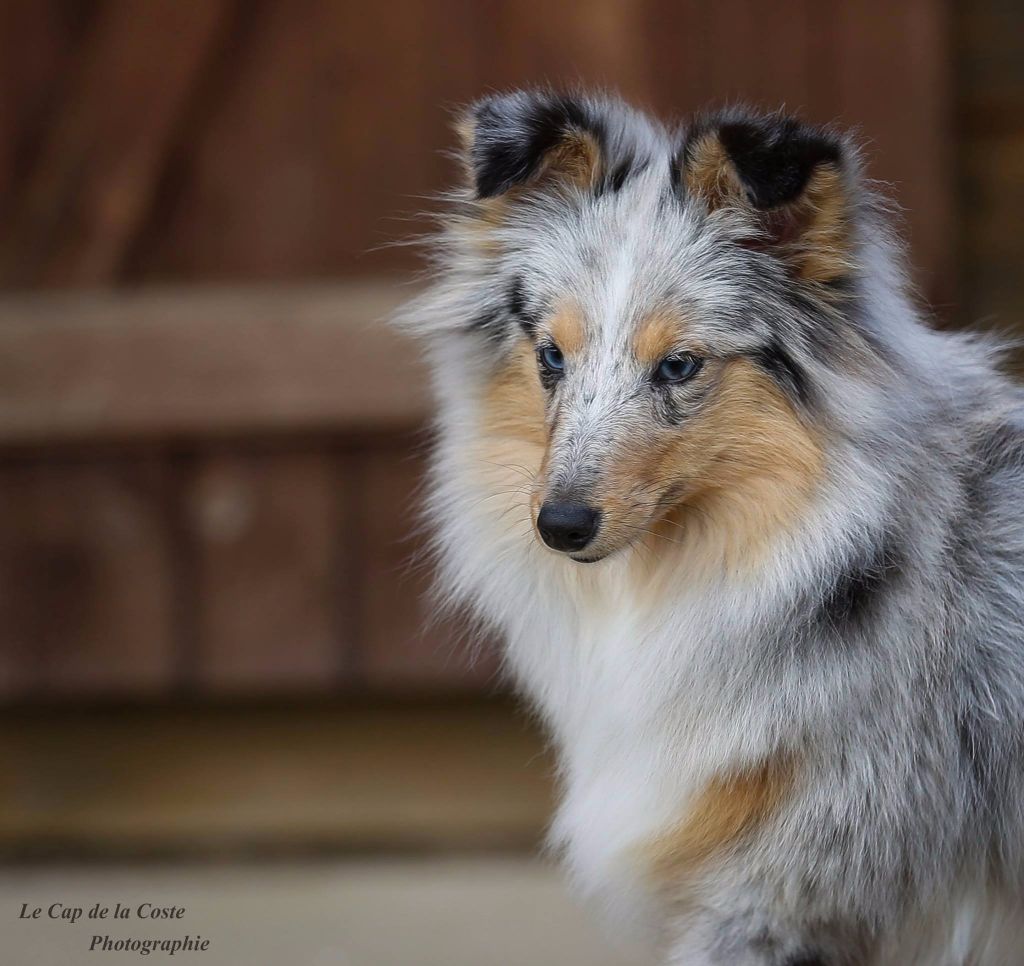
[398,90,1024,964]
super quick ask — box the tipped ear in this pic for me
[681,112,855,287]
[459,91,605,199]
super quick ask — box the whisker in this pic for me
[479,459,538,484]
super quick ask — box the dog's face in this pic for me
[441,92,863,565]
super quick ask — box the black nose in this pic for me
[537,502,601,553]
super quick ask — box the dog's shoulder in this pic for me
[973,396,1024,489]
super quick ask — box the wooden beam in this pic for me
[0,701,551,855]
[0,283,431,444]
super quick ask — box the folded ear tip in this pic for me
[458,89,602,200]
[466,89,560,132]
[717,116,842,166]
[687,109,849,210]
[469,90,525,123]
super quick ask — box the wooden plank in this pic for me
[750,0,814,113]
[0,283,428,444]
[803,1,841,122]
[0,701,551,854]
[834,0,955,311]
[485,0,648,100]
[418,0,489,192]
[331,1,434,278]
[0,0,231,287]
[185,446,350,693]
[135,0,438,282]
[131,0,334,280]
[0,1,89,209]
[705,0,762,104]
[355,444,500,690]
[959,0,1024,333]
[0,455,176,697]
[644,0,812,117]
[643,0,713,117]
[962,132,1024,330]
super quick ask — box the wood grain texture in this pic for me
[354,444,500,690]
[0,0,996,703]
[0,284,427,443]
[184,446,351,693]
[0,0,955,302]
[0,1,92,209]
[960,0,1024,335]
[0,0,232,287]
[0,454,176,697]
[833,0,956,314]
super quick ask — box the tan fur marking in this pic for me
[546,129,602,189]
[482,342,547,445]
[665,359,822,496]
[549,302,587,355]
[689,382,819,560]
[471,343,547,525]
[598,354,823,581]
[647,756,795,884]
[454,114,475,167]
[453,114,510,250]
[632,312,695,367]
[787,164,852,284]
[683,133,744,211]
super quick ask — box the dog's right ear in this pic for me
[458,91,605,199]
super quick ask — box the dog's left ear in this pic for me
[681,112,855,287]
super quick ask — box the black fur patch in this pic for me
[468,307,505,343]
[507,277,526,317]
[466,278,540,343]
[976,414,1024,481]
[817,539,903,632]
[786,957,828,966]
[957,707,993,804]
[507,277,538,336]
[653,386,685,425]
[667,153,682,192]
[471,93,603,199]
[686,113,842,210]
[752,341,812,407]
[652,378,712,427]
[961,413,1024,523]
[597,154,645,196]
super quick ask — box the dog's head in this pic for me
[423,91,876,566]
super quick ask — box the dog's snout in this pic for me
[537,502,601,553]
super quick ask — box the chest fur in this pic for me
[502,589,786,912]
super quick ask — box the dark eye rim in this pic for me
[652,352,703,385]
[538,343,565,374]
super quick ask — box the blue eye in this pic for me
[654,353,702,384]
[539,344,565,374]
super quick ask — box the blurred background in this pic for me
[1,2,1021,963]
